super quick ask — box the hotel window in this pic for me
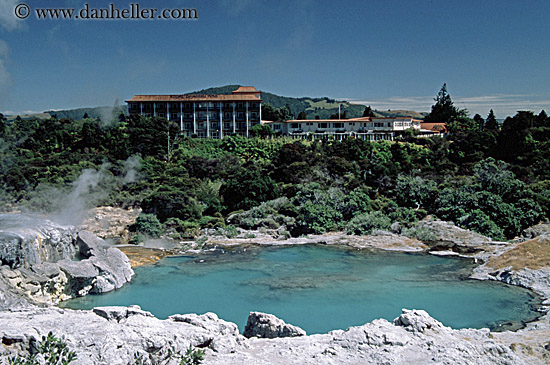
[158,113,166,118]
[144,104,151,111]
[291,123,300,129]
[225,103,231,108]
[171,113,178,120]
[224,122,231,129]
[306,122,313,126]
[211,122,219,129]
[225,112,232,119]
[185,103,191,108]
[333,122,344,128]
[171,103,178,109]
[185,123,192,130]
[374,122,384,127]
[274,124,281,130]
[238,112,244,119]
[319,123,327,128]
[238,103,243,108]
[198,122,204,129]
[251,112,257,118]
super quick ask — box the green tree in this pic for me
[126,115,179,158]
[424,83,466,123]
[220,164,278,212]
[261,103,279,121]
[485,109,499,130]
[394,174,437,210]
[537,110,549,126]
[250,124,274,138]
[141,185,203,222]
[473,114,484,130]
[362,106,375,117]
[134,212,163,237]
[297,111,308,120]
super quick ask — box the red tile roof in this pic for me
[126,93,261,103]
[233,86,260,93]
[421,122,447,132]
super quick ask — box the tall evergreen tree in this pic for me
[537,110,549,126]
[485,109,499,130]
[424,83,466,123]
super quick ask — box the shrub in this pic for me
[129,234,145,245]
[402,226,437,242]
[164,218,201,239]
[135,213,163,238]
[345,211,392,235]
[458,209,505,241]
[224,225,239,238]
[181,345,205,365]
[8,331,77,365]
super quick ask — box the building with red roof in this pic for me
[126,86,262,138]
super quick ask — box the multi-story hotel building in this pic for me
[126,86,262,138]
[265,117,430,141]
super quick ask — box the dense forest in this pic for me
[1,86,549,243]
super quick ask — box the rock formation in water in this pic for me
[0,214,133,307]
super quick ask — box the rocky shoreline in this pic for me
[1,213,549,364]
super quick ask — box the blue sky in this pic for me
[1,0,549,118]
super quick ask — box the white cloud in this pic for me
[0,0,22,31]
[0,40,13,107]
[342,94,550,119]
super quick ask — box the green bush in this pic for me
[135,213,163,238]
[8,331,77,365]
[164,218,201,239]
[458,209,505,241]
[129,234,145,245]
[345,211,392,235]
[181,345,205,365]
[402,226,437,242]
[224,225,239,238]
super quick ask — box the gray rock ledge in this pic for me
[0,307,536,365]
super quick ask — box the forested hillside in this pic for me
[1,101,549,242]
[187,85,425,120]
[4,85,424,124]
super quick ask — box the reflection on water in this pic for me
[63,245,541,334]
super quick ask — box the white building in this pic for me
[265,117,424,141]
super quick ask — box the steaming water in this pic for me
[64,245,541,333]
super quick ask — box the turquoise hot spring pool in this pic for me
[63,245,542,333]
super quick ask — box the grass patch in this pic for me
[486,235,550,271]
